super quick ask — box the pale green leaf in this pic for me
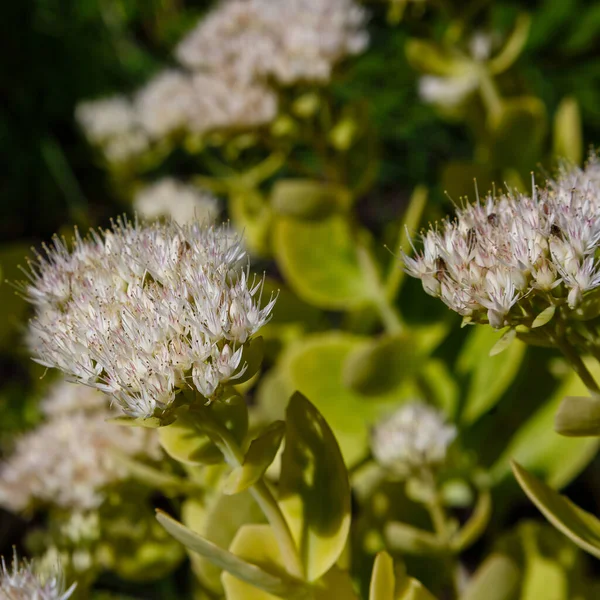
[491,360,600,488]
[553,97,583,165]
[405,39,468,76]
[273,215,373,310]
[458,327,525,424]
[279,392,351,581]
[271,180,351,220]
[554,395,600,437]
[489,328,517,357]
[384,522,444,555]
[531,305,556,329]
[369,552,395,600]
[461,554,520,600]
[511,461,600,560]
[223,421,286,495]
[156,512,307,598]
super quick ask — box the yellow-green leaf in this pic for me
[279,392,351,581]
[405,39,467,76]
[511,461,600,559]
[450,490,492,552]
[271,180,351,220]
[273,215,373,310]
[554,395,600,437]
[223,421,286,495]
[369,552,395,600]
[159,399,248,466]
[553,97,582,165]
[384,522,444,555]
[461,554,520,600]
[157,513,307,598]
[531,305,556,329]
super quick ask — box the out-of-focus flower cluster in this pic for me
[404,158,600,328]
[21,220,275,418]
[134,177,220,225]
[0,550,76,600]
[76,0,368,163]
[0,381,161,512]
[371,401,457,475]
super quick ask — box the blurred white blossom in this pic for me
[0,381,161,512]
[175,0,369,85]
[75,96,150,163]
[0,550,76,600]
[371,402,456,474]
[22,220,275,418]
[134,178,220,225]
[404,158,600,327]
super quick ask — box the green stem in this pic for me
[478,68,502,123]
[198,405,304,580]
[356,241,404,335]
[553,335,600,395]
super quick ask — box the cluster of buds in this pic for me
[0,380,161,511]
[371,402,457,475]
[0,550,75,600]
[20,220,275,419]
[404,159,600,329]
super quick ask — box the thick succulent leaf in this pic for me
[511,462,600,560]
[491,361,600,488]
[384,522,444,555]
[276,333,403,465]
[182,491,265,593]
[369,552,395,600]
[156,512,307,598]
[553,97,582,165]
[273,215,374,310]
[271,179,351,220]
[159,398,248,466]
[461,554,520,600]
[279,392,351,581]
[457,327,525,425]
[342,334,421,396]
[223,421,286,495]
[554,395,600,437]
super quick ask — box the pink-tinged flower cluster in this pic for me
[20,220,275,418]
[0,550,76,600]
[404,159,600,328]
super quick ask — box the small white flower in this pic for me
[371,402,457,474]
[0,381,162,512]
[21,220,275,418]
[0,550,76,600]
[134,178,220,225]
[175,0,369,86]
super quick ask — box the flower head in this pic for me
[404,158,600,328]
[0,550,76,600]
[371,402,457,474]
[21,220,275,418]
[175,0,369,85]
[134,178,220,225]
[0,381,161,512]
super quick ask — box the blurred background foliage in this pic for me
[3,0,600,597]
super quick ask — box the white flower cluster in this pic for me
[76,0,368,160]
[0,550,76,600]
[175,0,369,85]
[371,402,457,474]
[134,177,220,225]
[75,96,150,163]
[22,220,275,418]
[0,381,161,512]
[404,159,600,328]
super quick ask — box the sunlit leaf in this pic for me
[369,552,395,600]
[223,421,286,495]
[553,97,583,165]
[554,395,600,437]
[279,392,351,581]
[461,554,520,600]
[273,215,373,310]
[511,462,600,560]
